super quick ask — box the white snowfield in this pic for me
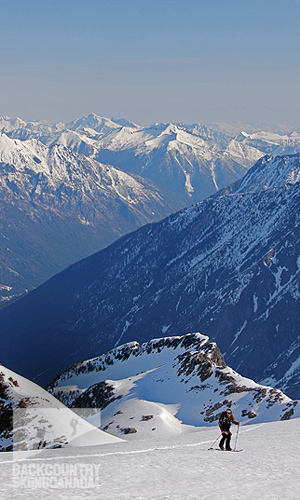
[0,418,299,500]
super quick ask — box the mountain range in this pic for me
[0,152,299,399]
[2,114,300,302]
[3,113,300,205]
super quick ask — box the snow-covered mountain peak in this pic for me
[248,130,285,143]
[290,130,300,139]
[159,123,180,136]
[5,113,300,206]
[0,132,168,197]
[0,133,81,180]
[67,113,125,135]
[0,116,28,133]
[50,333,223,388]
[48,333,299,440]
[0,117,62,140]
[235,131,250,141]
[0,133,48,172]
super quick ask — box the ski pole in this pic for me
[208,433,222,450]
[233,424,240,451]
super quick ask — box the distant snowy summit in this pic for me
[48,333,299,440]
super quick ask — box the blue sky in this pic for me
[1,0,300,126]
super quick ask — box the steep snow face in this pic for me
[223,137,263,167]
[66,114,127,135]
[0,133,175,301]
[48,334,299,440]
[0,365,121,452]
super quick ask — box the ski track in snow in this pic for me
[1,420,299,500]
[1,423,263,464]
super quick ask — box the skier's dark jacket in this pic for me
[218,411,238,433]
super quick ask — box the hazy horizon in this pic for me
[1,0,300,128]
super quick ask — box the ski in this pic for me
[208,448,243,452]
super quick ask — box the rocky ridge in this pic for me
[48,333,299,439]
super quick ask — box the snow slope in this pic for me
[0,418,299,499]
[0,365,121,452]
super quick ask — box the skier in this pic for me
[218,408,240,451]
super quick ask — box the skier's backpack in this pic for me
[219,412,229,427]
